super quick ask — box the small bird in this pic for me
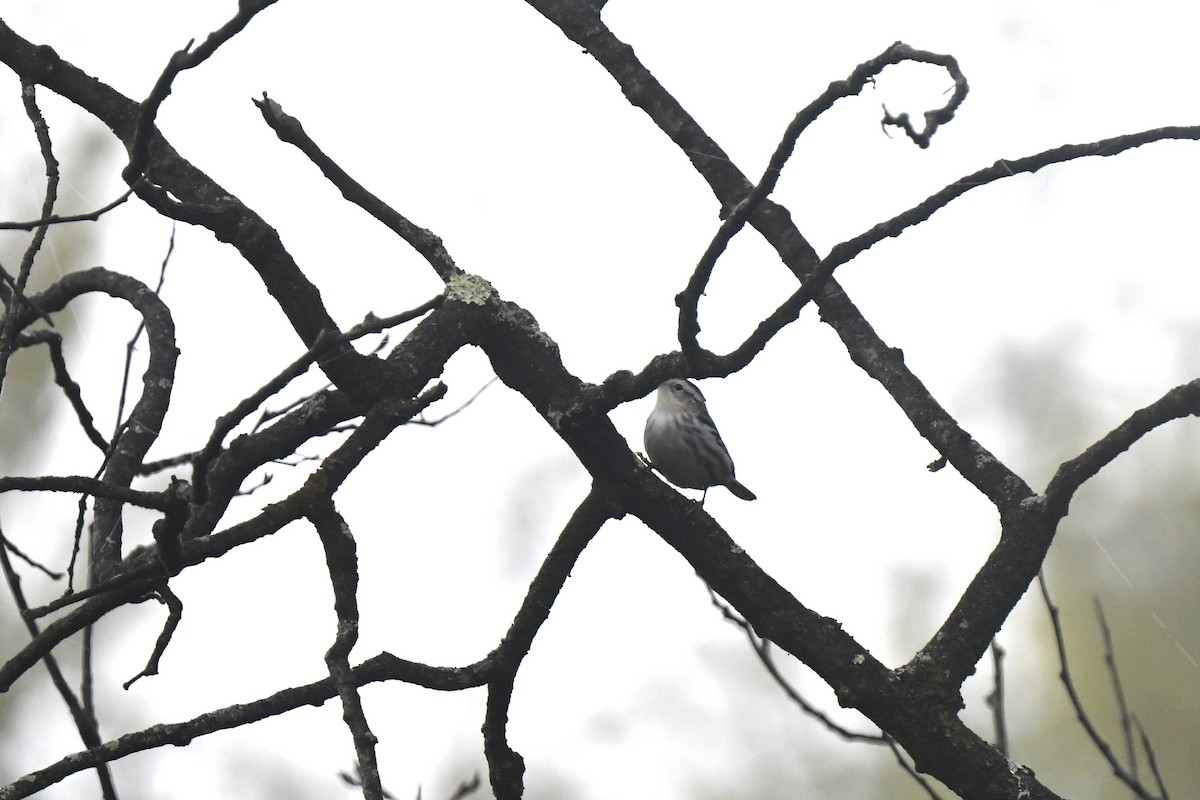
[644,378,756,503]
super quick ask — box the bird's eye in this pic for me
[672,382,684,392]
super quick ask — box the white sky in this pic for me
[1,2,1198,799]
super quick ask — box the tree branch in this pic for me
[309,502,383,800]
[0,18,389,402]
[482,485,618,798]
[253,94,461,282]
[0,522,119,800]
[1037,573,1163,800]
[122,1,281,183]
[20,269,177,580]
[0,651,487,800]
[121,585,184,690]
[1044,378,1200,516]
[677,42,967,366]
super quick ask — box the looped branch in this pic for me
[677,42,967,365]
[23,268,177,580]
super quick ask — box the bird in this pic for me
[643,378,756,503]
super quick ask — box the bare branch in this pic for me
[339,766,397,800]
[113,226,174,442]
[2,535,62,580]
[122,1,280,183]
[704,582,885,743]
[22,269,178,580]
[1045,378,1200,515]
[0,652,488,800]
[0,183,140,231]
[0,80,59,397]
[310,502,383,800]
[1095,600,1137,777]
[411,377,499,427]
[483,486,618,800]
[677,42,968,366]
[0,475,170,511]
[446,774,481,800]
[16,79,57,277]
[986,641,1008,758]
[15,330,108,451]
[191,294,443,504]
[0,523,119,800]
[1135,717,1172,800]
[254,94,461,282]
[1037,573,1163,800]
[122,586,184,689]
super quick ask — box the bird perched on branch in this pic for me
[644,378,756,503]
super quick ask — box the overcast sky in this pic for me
[1,2,1198,799]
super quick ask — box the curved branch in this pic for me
[122,1,281,182]
[483,485,618,800]
[0,651,486,800]
[678,42,967,363]
[121,584,183,689]
[0,19,387,402]
[1044,378,1200,517]
[537,5,1032,512]
[23,268,177,579]
[0,567,167,692]
[702,123,1200,380]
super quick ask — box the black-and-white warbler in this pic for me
[644,378,756,502]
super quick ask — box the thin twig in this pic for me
[0,475,170,510]
[0,183,140,231]
[884,738,946,800]
[16,330,108,450]
[0,523,119,800]
[339,766,396,800]
[2,536,63,579]
[1134,717,1172,800]
[986,640,1008,757]
[0,80,59,401]
[677,42,967,366]
[411,377,498,426]
[190,294,443,504]
[1095,600,1136,777]
[704,582,885,742]
[122,585,184,689]
[445,774,481,800]
[122,2,280,183]
[1037,573,1161,800]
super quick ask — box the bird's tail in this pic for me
[726,479,756,501]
